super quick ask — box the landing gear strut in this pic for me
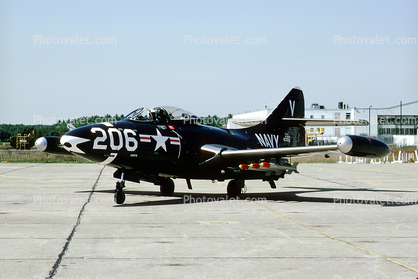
[114,172,126,204]
[227,179,244,199]
[160,178,175,196]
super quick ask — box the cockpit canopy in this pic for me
[125,106,204,124]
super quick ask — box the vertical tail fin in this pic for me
[250,87,304,133]
[246,87,305,147]
[265,87,304,129]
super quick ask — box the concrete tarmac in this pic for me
[0,163,417,279]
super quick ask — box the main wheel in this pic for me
[160,178,175,196]
[227,179,244,199]
[114,189,126,204]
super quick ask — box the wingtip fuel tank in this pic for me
[337,135,392,158]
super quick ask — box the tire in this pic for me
[160,178,175,196]
[227,179,243,199]
[114,189,126,204]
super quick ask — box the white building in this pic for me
[227,100,418,146]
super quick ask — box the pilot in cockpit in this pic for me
[148,108,170,123]
[156,108,170,123]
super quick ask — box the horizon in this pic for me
[1,1,417,125]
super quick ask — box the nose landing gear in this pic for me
[114,172,126,204]
[114,181,126,204]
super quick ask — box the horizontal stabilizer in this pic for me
[230,118,369,128]
[281,118,369,126]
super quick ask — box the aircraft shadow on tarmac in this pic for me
[78,186,417,207]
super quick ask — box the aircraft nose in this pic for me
[35,137,48,152]
[60,129,91,154]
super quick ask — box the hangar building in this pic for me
[227,100,418,146]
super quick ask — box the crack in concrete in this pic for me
[46,166,105,279]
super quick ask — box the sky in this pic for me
[1,0,417,124]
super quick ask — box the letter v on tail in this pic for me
[289,100,295,117]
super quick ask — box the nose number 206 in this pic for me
[91,127,138,151]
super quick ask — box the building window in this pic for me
[310,115,314,119]
[335,128,340,137]
[377,115,418,135]
[321,115,325,119]
[346,113,351,120]
[335,113,340,120]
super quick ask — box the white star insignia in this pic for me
[151,129,169,152]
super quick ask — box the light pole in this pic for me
[400,101,402,135]
[368,105,372,136]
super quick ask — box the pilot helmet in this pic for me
[156,108,169,123]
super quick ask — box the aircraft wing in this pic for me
[200,134,391,167]
[221,144,339,161]
[201,144,339,163]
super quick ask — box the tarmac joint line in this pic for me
[46,166,106,279]
[253,201,418,274]
[0,164,41,175]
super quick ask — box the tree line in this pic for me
[0,115,124,142]
[0,114,232,142]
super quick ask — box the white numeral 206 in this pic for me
[91,127,138,151]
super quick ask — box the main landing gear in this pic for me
[114,172,126,204]
[159,178,175,196]
[114,181,126,204]
[113,174,175,204]
[227,179,245,199]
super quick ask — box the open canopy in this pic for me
[125,106,204,124]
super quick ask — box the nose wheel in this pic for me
[227,179,244,199]
[114,181,126,204]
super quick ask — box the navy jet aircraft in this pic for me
[35,88,392,204]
